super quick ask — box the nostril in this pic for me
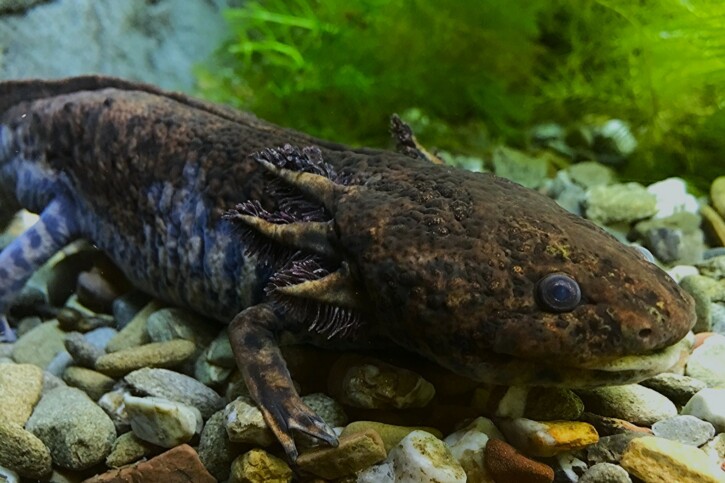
[639,328,652,338]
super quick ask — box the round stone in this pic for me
[652,415,715,446]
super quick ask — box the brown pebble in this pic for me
[296,429,386,480]
[81,444,215,483]
[484,438,554,483]
[579,412,653,437]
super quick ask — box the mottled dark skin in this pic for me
[0,77,696,459]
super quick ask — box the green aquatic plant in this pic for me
[197,0,725,188]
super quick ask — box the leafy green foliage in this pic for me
[197,0,725,187]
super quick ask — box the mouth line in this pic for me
[467,334,693,388]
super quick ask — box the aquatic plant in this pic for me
[197,0,725,188]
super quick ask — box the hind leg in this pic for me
[0,198,78,341]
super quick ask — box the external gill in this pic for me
[224,144,363,339]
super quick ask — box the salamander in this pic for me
[0,76,696,459]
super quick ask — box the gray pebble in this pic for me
[639,373,708,406]
[26,386,116,470]
[686,334,725,387]
[579,463,631,483]
[652,415,715,446]
[11,321,66,369]
[584,183,657,224]
[197,409,245,481]
[704,247,725,260]
[587,433,646,464]
[64,332,105,368]
[576,384,677,426]
[124,367,224,419]
[111,290,152,329]
[45,351,73,377]
[710,302,725,335]
[146,308,217,348]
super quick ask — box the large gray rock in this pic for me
[25,386,116,470]
[0,0,232,92]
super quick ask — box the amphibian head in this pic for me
[229,145,696,388]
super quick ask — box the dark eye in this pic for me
[536,272,581,312]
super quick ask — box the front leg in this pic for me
[228,303,339,460]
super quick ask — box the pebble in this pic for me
[524,388,584,420]
[700,433,725,468]
[10,320,66,368]
[620,436,725,483]
[194,355,233,386]
[586,433,646,464]
[680,275,725,332]
[302,392,348,428]
[667,265,700,283]
[111,290,152,328]
[329,355,435,409]
[386,429,466,483]
[98,387,131,433]
[647,177,700,218]
[686,333,725,387]
[224,396,275,446]
[712,176,725,218]
[343,421,442,452]
[63,331,105,368]
[105,300,160,352]
[634,212,704,264]
[567,161,614,189]
[124,367,225,419]
[146,307,218,349]
[652,415,716,446]
[584,182,657,224]
[105,431,161,468]
[0,465,18,483]
[443,423,491,482]
[682,388,725,432]
[197,409,245,481]
[229,449,293,483]
[0,363,43,425]
[357,462,396,483]
[124,395,203,448]
[696,255,725,280]
[484,438,554,483]
[491,146,548,189]
[204,330,235,367]
[296,429,387,480]
[555,452,588,482]
[83,444,215,483]
[579,462,632,483]
[576,384,677,426]
[640,372,708,406]
[0,421,53,479]
[711,302,725,334]
[701,205,725,247]
[95,339,196,377]
[25,386,116,470]
[498,418,599,457]
[62,366,116,401]
[76,266,129,314]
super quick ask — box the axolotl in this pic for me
[0,76,695,459]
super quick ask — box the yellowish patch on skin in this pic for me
[546,242,570,260]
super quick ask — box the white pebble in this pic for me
[223,397,275,446]
[682,388,725,433]
[666,265,699,283]
[389,430,466,483]
[124,395,202,447]
[0,464,19,483]
[356,461,395,483]
[647,178,700,218]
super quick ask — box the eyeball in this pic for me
[536,272,581,312]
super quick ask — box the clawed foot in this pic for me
[258,385,339,460]
[0,314,15,342]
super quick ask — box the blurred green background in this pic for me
[196,0,725,191]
